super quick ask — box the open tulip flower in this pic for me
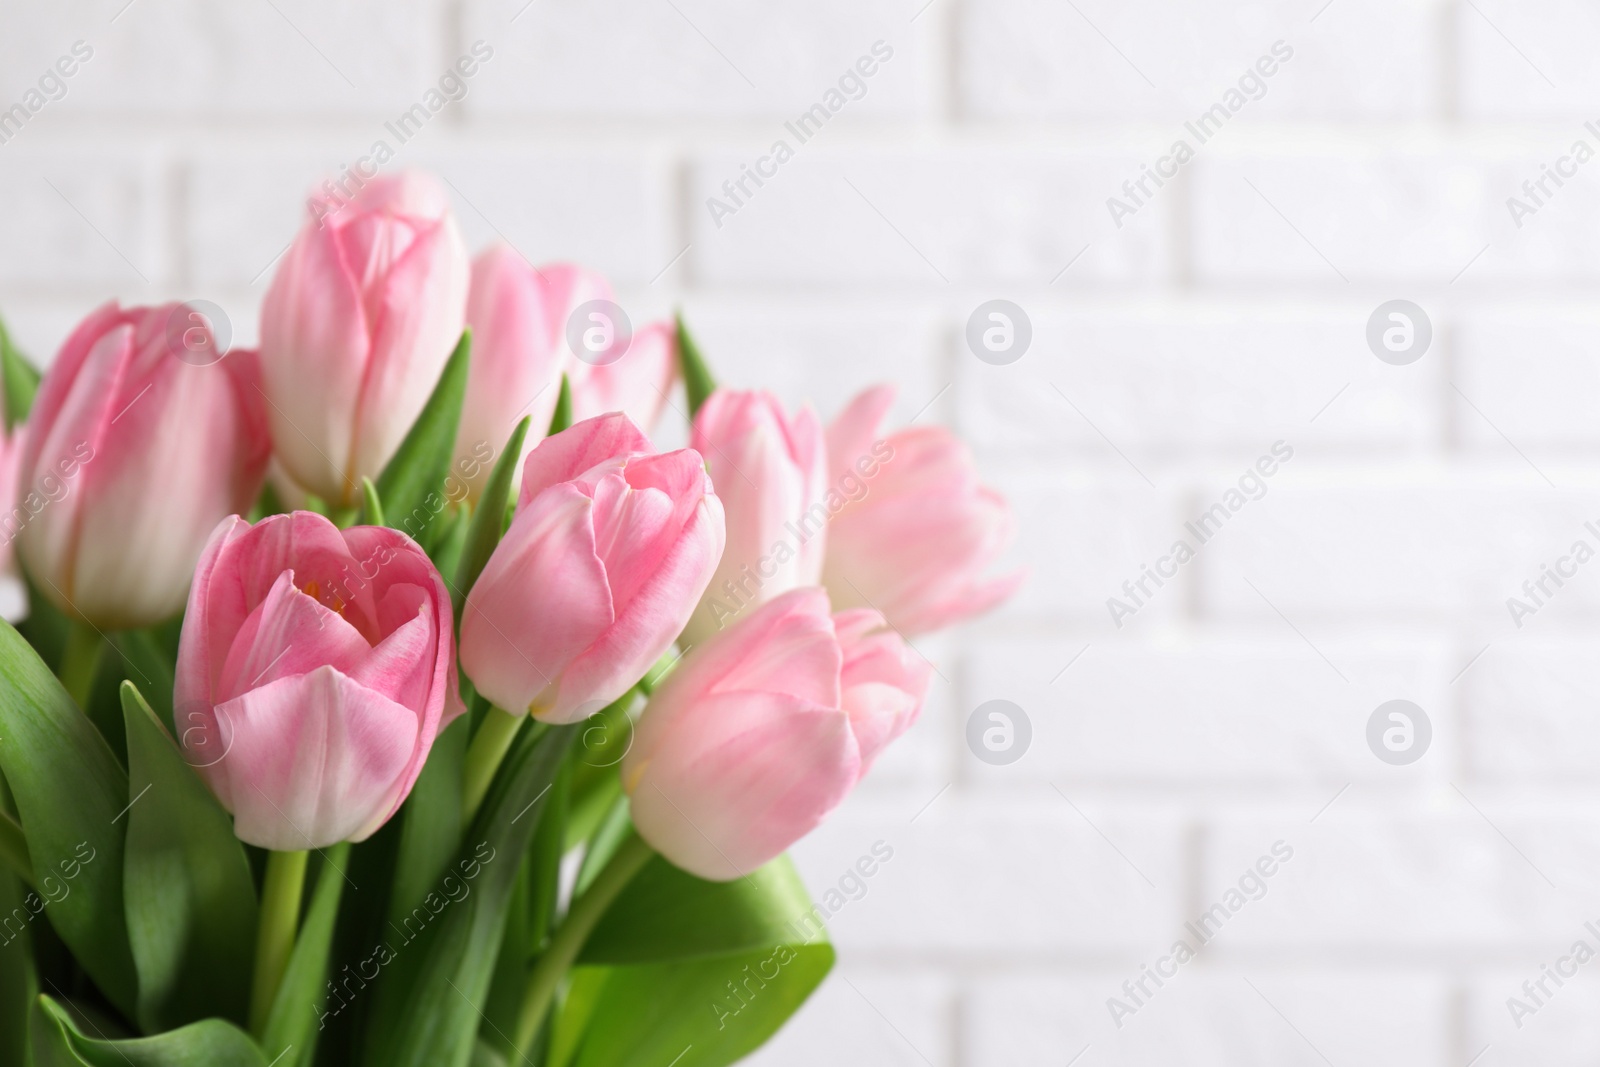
[176,511,462,850]
[0,168,1020,1067]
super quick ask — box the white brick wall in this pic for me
[4,1,1600,1062]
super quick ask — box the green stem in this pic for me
[462,707,527,822]
[58,619,103,710]
[0,809,33,889]
[249,849,308,1038]
[511,830,654,1059]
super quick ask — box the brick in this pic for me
[966,632,1452,786]
[1458,0,1600,119]
[1456,305,1600,450]
[957,302,1440,455]
[1463,634,1600,782]
[786,796,1184,954]
[1206,811,1600,950]
[746,969,952,1067]
[689,148,1171,286]
[1466,972,1600,1065]
[1199,480,1600,620]
[1,0,438,117]
[967,971,1448,1067]
[463,0,933,118]
[959,0,1440,121]
[0,148,165,288]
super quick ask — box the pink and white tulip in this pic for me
[681,389,827,646]
[175,511,463,851]
[823,385,1022,635]
[260,171,469,507]
[624,588,930,881]
[460,413,724,724]
[566,319,677,432]
[16,302,270,629]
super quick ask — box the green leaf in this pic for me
[551,853,833,1067]
[547,374,572,436]
[377,329,471,546]
[258,844,351,1067]
[0,848,37,1067]
[0,620,137,1019]
[121,682,257,1033]
[387,715,469,932]
[0,315,39,433]
[426,503,471,583]
[452,417,530,621]
[360,477,386,528]
[361,725,577,1067]
[674,313,716,418]
[31,994,268,1067]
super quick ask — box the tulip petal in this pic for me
[208,666,419,850]
[215,571,371,705]
[517,413,652,509]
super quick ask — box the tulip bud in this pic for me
[453,249,609,501]
[260,171,469,507]
[823,385,1023,635]
[15,302,270,629]
[174,512,464,850]
[623,588,930,881]
[681,389,827,647]
[460,413,725,724]
[566,319,677,432]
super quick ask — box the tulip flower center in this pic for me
[299,578,348,618]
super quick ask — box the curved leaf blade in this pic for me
[0,621,136,1018]
[121,682,257,1032]
[32,994,268,1067]
[452,416,531,620]
[377,329,471,546]
[259,843,351,1067]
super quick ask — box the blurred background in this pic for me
[6,0,1600,1062]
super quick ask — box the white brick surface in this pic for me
[5,0,1600,1060]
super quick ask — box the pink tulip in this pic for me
[566,319,677,431]
[15,303,270,629]
[260,171,469,508]
[460,413,724,724]
[823,385,1023,635]
[623,588,930,881]
[175,511,463,850]
[452,250,608,500]
[681,389,827,646]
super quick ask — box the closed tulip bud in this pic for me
[681,389,827,647]
[460,413,724,724]
[452,249,611,501]
[175,512,464,850]
[823,385,1023,635]
[261,170,469,507]
[16,302,270,628]
[623,588,930,881]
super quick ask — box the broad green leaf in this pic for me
[556,945,833,1067]
[453,416,531,620]
[377,330,471,546]
[121,683,256,1033]
[361,725,577,1067]
[259,843,351,1067]
[471,1040,508,1067]
[0,621,137,1018]
[0,315,39,433]
[387,715,469,931]
[675,313,716,418]
[427,503,471,587]
[31,994,267,1067]
[552,852,834,1067]
[547,373,572,435]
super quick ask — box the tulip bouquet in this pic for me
[0,171,1019,1067]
